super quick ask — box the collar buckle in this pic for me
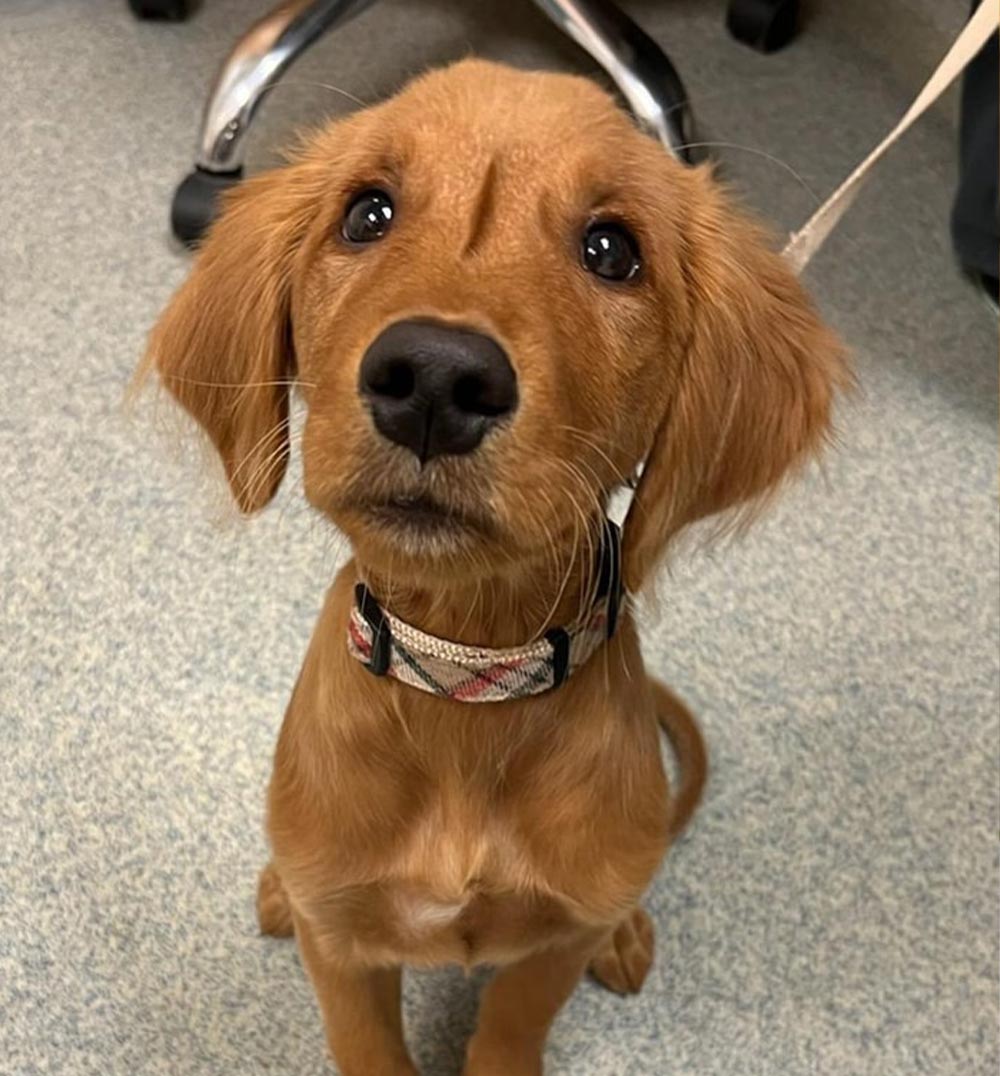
[355,583,392,676]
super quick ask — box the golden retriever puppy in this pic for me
[143,60,848,1076]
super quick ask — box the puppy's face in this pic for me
[147,61,847,591]
[294,64,693,579]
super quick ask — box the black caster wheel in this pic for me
[170,168,243,247]
[129,0,196,20]
[726,0,800,53]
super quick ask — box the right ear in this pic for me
[143,161,322,512]
[622,171,851,590]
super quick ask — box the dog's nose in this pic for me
[359,320,518,461]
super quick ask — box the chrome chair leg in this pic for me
[170,0,692,244]
[197,0,376,173]
[171,0,376,244]
[190,0,688,170]
[530,0,692,159]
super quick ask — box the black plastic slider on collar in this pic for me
[355,583,392,676]
[595,519,623,640]
[545,628,571,688]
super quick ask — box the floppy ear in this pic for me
[623,177,851,590]
[144,162,321,513]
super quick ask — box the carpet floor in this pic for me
[1,1,996,1074]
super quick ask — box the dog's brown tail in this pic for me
[650,678,708,840]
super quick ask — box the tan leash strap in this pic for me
[783,3,999,274]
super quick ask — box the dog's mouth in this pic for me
[359,493,496,539]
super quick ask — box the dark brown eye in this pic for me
[582,222,641,282]
[342,189,394,244]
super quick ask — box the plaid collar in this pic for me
[347,519,625,703]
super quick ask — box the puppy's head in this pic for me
[146,60,848,592]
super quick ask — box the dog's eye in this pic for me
[581,222,641,282]
[342,189,394,244]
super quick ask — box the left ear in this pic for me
[142,157,324,513]
[623,173,852,590]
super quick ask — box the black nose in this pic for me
[359,320,518,462]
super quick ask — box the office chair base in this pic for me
[726,0,799,52]
[171,168,242,247]
[169,0,696,240]
[129,0,196,20]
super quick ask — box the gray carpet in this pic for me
[1,1,997,1074]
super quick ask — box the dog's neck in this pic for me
[358,526,609,649]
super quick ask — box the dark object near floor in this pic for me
[129,0,196,20]
[951,1,999,283]
[972,271,1000,311]
[141,0,697,247]
[170,169,242,247]
[726,0,800,52]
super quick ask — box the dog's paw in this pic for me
[588,907,654,995]
[257,862,294,937]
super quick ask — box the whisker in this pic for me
[565,493,592,630]
[258,78,368,111]
[229,417,291,485]
[242,435,291,506]
[537,458,605,634]
[672,141,823,206]
[242,453,287,511]
[555,424,631,485]
[159,374,314,390]
[531,486,578,639]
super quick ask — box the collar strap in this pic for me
[347,519,625,703]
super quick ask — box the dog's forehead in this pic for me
[385,61,633,160]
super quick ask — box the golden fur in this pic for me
[143,60,848,1076]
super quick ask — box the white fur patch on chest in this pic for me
[393,891,469,934]
[385,808,535,938]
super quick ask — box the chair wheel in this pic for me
[726,0,800,53]
[170,169,243,247]
[129,0,196,20]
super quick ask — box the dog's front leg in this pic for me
[292,911,417,1076]
[464,933,600,1076]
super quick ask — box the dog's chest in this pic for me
[319,804,587,967]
